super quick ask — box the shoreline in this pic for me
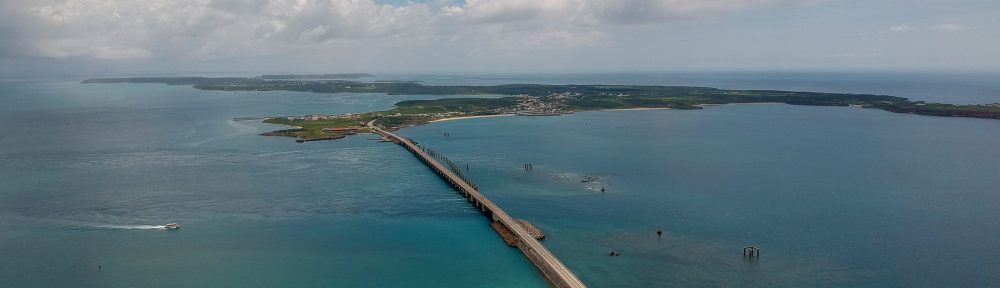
[268,103,862,142]
[83,76,1000,121]
[429,108,672,123]
[601,107,673,111]
[696,102,784,107]
[428,114,515,123]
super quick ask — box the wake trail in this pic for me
[90,224,170,230]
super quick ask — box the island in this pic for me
[83,76,1000,142]
[256,73,374,80]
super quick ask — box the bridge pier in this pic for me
[370,124,587,288]
[744,246,760,258]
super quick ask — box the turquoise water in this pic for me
[399,106,1000,287]
[2,74,1000,287]
[0,81,545,288]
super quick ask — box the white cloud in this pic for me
[930,23,969,32]
[444,0,822,25]
[888,24,911,32]
[441,5,465,16]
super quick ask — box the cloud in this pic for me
[0,0,821,62]
[94,47,155,60]
[887,23,972,34]
[444,0,822,25]
[930,23,969,32]
[888,24,911,33]
[442,0,553,23]
[585,0,823,25]
[0,0,437,60]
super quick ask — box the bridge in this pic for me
[369,122,587,288]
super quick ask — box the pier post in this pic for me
[743,246,760,258]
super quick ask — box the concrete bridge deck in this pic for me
[370,123,587,288]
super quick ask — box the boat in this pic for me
[163,223,180,230]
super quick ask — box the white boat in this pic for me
[163,223,180,230]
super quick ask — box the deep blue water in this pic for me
[2,73,999,287]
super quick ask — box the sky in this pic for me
[0,0,998,76]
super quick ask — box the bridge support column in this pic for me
[370,127,587,288]
[744,246,760,258]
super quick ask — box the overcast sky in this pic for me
[1,0,998,76]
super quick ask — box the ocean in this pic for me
[1,72,999,287]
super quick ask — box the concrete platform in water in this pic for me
[491,219,545,247]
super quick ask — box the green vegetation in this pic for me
[84,76,1000,142]
[395,97,517,113]
[262,117,370,139]
[256,100,489,141]
[257,73,374,80]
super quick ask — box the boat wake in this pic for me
[92,224,173,230]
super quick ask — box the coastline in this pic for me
[428,114,515,123]
[601,107,673,111]
[430,109,673,123]
[265,102,880,143]
[696,102,784,107]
